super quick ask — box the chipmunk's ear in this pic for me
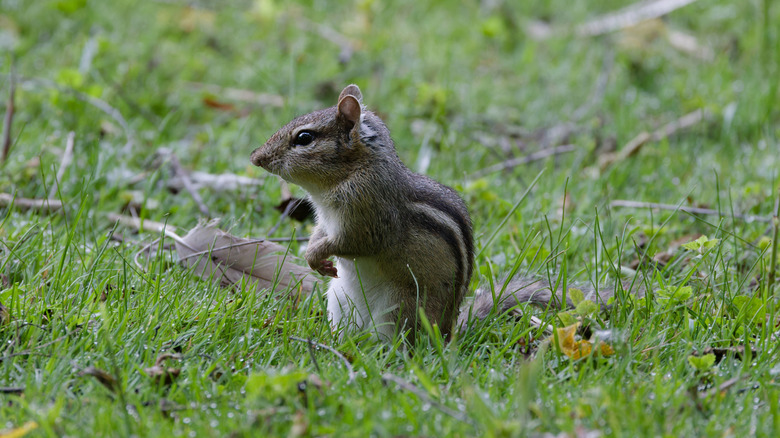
[337,94,362,130]
[338,84,363,104]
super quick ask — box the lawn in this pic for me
[1,0,779,436]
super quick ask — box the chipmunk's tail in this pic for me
[456,276,631,331]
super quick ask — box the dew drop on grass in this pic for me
[210,420,219,428]
[381,410,391,420]
[183,417,191,424]
[227,412,234,419]
[421,403,431,412]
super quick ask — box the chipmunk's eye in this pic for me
[293,131,316,146]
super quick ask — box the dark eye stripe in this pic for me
[293,131,315,146]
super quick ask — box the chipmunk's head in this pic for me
[251,84,393,192]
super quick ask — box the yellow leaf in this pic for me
[554,323,591,359]
[553,322,614,359]
[0,421,38,438]
[598,343,615,356]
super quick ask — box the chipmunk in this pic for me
[251,84,608,341]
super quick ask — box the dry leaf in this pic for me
[175,220,317,295]
[145,353,182,386]
[78,366,118,393]
[144,365,181,386]
[202,96,236,111]
[553,323,615,360]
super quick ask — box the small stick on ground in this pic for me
[577,0,700,37]
[289,336,356,383]
[701,375,750,399]
[471,144,576,179]
[599,109,710,171]
[169,153,211,218]
[610,200,772,223]
[0,386,24,395]
[1,64,16,164]
[108,213,176,236]
[0,193,64,212]
[49,131,76,199]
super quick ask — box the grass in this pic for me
[1,0,779,436]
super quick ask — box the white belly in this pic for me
[326,257,398,340]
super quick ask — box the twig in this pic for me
[381,373,475,425]
[268,236,311,243]
[167,171,266,191]
[0,193,63,212]
[108,213,176,236]
[610,200,772,223]
[0,386,24,394]
[1,63,15,163]
[49,131,76,198]
[599,109,710,170]
[701,375,749,399]
[471,145,576,179]
[168,153,211,218]
[577,0,700,37]
[289,336,356,383]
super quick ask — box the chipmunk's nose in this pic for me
[250,147,268,168]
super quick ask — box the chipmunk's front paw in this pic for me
[311,259,338,278]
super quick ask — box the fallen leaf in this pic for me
[144,365,181,386]
[78,366,118,393]
[145,354,183,386]
[175,220,318,295]
[203,95,236,111]
[553,322,615,360]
